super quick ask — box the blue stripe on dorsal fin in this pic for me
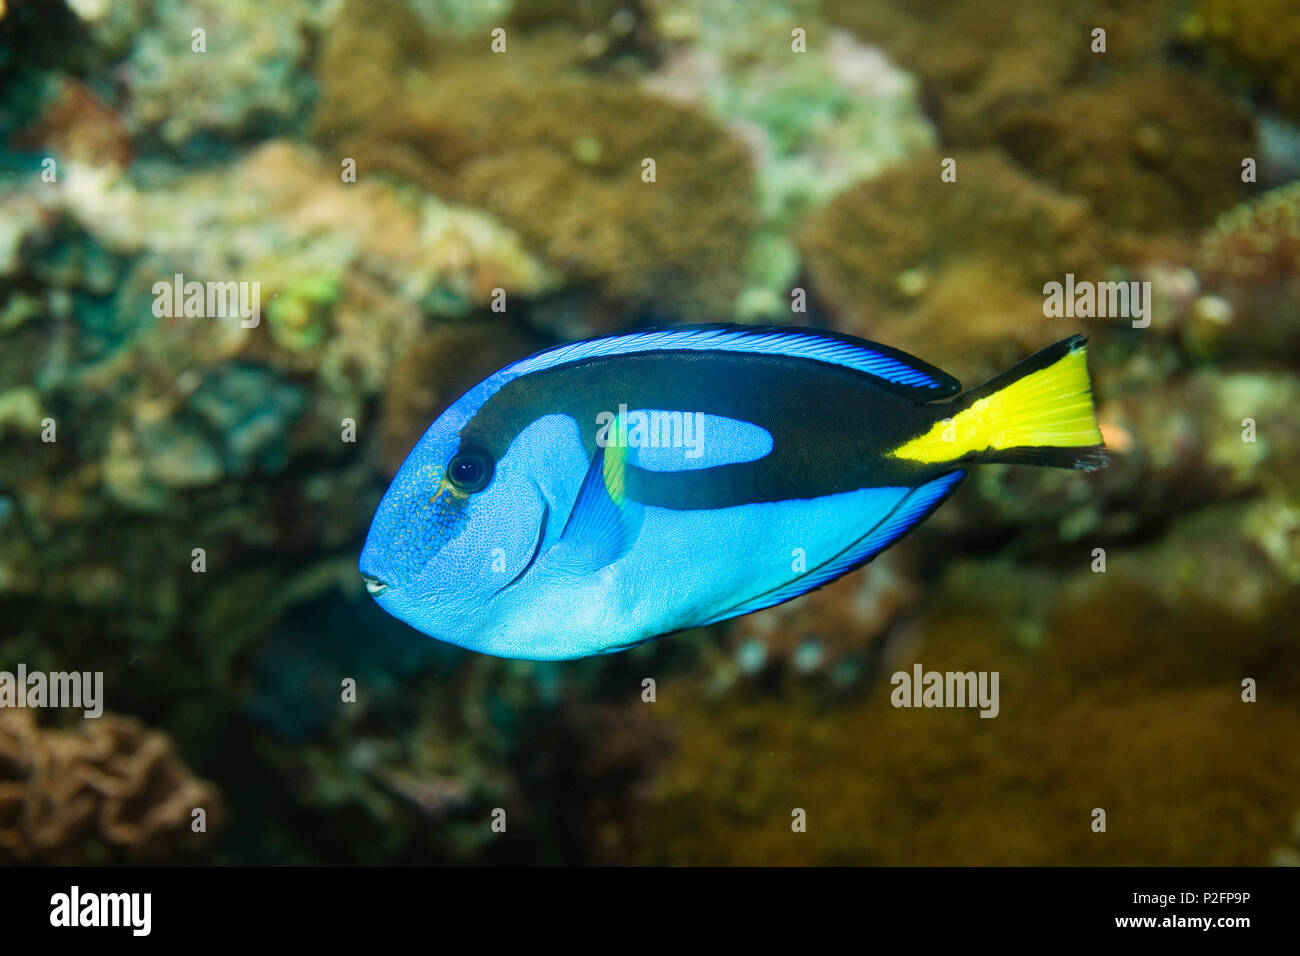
[701,470,966,626]
[504,324,961,398]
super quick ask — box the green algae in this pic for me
[266,271,340,352]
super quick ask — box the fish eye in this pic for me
[447,448,493,493]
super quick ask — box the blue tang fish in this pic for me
[360,325,1106,660]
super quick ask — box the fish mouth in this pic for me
[362,574,390,597]
[494,500,550,595]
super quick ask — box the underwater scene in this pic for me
[0,0,1298,869]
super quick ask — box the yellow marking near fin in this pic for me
[602,411,628,506]
[891,346,1102,464]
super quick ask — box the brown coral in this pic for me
[1194,181,1300,356]
[825,0,1181,146]
[632,527,1300,865]
[797,149,1106,380]
[1200,181,1300,286]
[313,0,757,323]
[0,710,219,863]
[827,2,1252,236]
[1182,0,1300,121]
[989,67,1256,235]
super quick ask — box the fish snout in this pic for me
[362,574,390,597]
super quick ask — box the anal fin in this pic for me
[702,471,965,626]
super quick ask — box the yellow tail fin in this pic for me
[890,336,1107,471]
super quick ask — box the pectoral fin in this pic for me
[549,442,643,576]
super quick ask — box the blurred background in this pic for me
[0,0,1297,865]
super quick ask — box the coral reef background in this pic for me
[0,0,1297,865]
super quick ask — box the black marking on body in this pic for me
[458,350,954,510]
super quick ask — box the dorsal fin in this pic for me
[503,324,961,399]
